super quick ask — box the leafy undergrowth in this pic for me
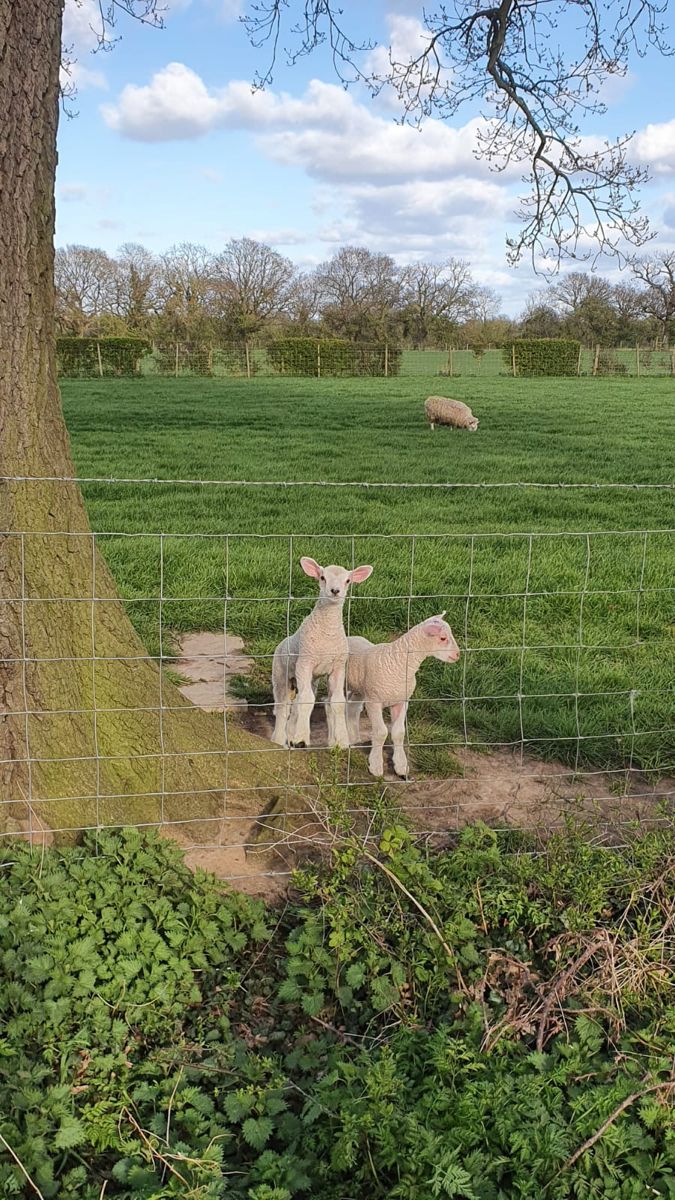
[0,816,673,1199]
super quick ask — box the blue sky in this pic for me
[56,0,675,314]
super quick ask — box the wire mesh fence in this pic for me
[54,341,675,380]
[2,477,673,881]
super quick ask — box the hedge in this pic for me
[267,337,401,377]
[504,338,581,377]
[56,337,151,378]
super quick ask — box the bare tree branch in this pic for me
[243,0,673,269]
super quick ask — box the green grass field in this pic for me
[60,376,675,776]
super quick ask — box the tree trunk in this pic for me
[0,0,290,845]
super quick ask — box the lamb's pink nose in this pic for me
[449,649,460,662]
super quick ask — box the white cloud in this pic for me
[102,63,506,186]
[59,183,88,202]
[61,0,107,90]
[634,118,675,173]
[248,228,311,246]
[364,13,433,78]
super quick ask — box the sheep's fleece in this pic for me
[424,395,479,430]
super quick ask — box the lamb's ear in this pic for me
[424,613,446,632]
[300,557,322,579]
[349,564,374,585]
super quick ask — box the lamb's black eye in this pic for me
[320,575,325,582]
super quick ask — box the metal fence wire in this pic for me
[1,478,674,884]
[54,342,675,380]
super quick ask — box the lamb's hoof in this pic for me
[290,740,307,749]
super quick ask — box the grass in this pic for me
[59,375,675,775]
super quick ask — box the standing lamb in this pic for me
[271,556,374,750]
[424,395,479,431]
[337,614,460,777]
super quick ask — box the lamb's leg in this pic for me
[327,663,349,749]
[346,696,363,745]
[271,652,293,746]
[390,702,409,777]
[290,657,315,747]
[430,421,435,431]
[366,701,388,777]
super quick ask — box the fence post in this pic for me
[576,345,582,376]
[511,345,517,377]
[245,343,251,380]
[448,346,454,377]
[671,349,675,376]
[384,343,389,378]
[317,340,321,379]
[636,345,640,377]
[593,344,600,376]
[174,343,179,378]
[96,341,103,378]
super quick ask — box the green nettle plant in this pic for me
[0,817,673,1198]
[505,339,581,376]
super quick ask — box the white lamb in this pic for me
[424,395,479,431]
[271,556,374,750]
[336,614,460,777]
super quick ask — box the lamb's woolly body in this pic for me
[334,617,460,777]
[271,559,373,750]
[424,395,479,430]
[346,626,435,706]
[272,602,349,748]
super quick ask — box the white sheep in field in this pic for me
[330,614,460,777]
[425,395,479,431]
[271,557,374,750]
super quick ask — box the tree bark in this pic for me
[0,0,290,844]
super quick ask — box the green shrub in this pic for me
[267,338,401,377]
[505,338,581,376]
[56,337,151,378]
[0,821,672,1199]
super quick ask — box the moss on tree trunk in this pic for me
[0,0,296,846]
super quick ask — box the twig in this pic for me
[536,934,608,1052]
[124,1108,191,1189]
[309,1014,364,1046]
[562,1079,675,1172]
[359,846,463,986]
[0,1131,45,1200]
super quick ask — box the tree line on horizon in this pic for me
[54,238,675,350]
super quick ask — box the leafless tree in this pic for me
[213,237,296,338]
[157,242,217,342]
[315,245,401,340]
[113,242,161,332]
[471,284,502,323]
[244,0,672,268]
[286,270,323,334]
[54,243,119,334]
[399,258,476,346]
[548,272,614,314]
[631,251,675,344]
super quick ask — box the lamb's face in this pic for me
[468,418,479,431]
[422,615,460,663]
[300,557,373,604]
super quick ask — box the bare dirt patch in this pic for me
[173,632,254,711]
[162,634,673,899]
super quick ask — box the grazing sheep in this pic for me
[271,557,374,750]
[334,614,460,777]
[425,395,479,431]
